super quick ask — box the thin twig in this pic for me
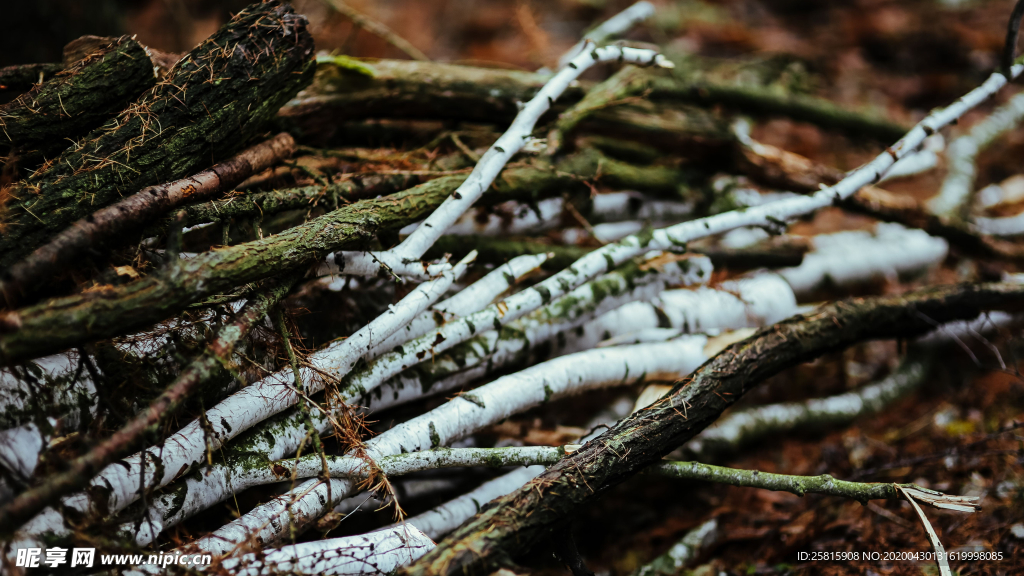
[322,0,429,61]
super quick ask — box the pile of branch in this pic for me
[1,1,1024,575]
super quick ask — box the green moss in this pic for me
[461,393,486,409]
[543,384,554,403]
[636,225,656,248]
[163,483,190,518]
[429,422,441,448]
[0,36,156,155]
[536,285,552,304]
[316,54,377,78]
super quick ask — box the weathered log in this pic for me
[551,64,906,150]
[0,0,316,267]
[0,64,64,95]
[60,35,180,75]
[279,58,577,142]
[0,36,157,159]
[398,282,1024,576]
[281,56,902,151]
[279,57,732,155]
[1,133,296,306]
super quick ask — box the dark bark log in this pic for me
[398,282,1024,576]
[59,35,181,77]
[0,0,316,267]
[279,58,577,142]
[0,64,64,95]
[1,133,296,306]
[277,58,731,156]
[427,228,808,273]
[0,162,588,366]
[280,57,902,150]
[649,73,908,142]
[0,36,157,159]
[0,277,296,535]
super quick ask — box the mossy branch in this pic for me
[0,148,689,364]
[1,133,297,306]
[0,36,156,158]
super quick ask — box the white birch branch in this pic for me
[257,438,979,576]
[128,526,436,576]
[973,212,1024,236]
[190,339,709,554]
[336,45,674,276]
[183,467,544,576]
[400,192,696,239]
[152,57,1021,548]
[316,252,453,281]
[580,223,947,353]
[341,59,1022,424]
[0,304,244,434]
[975,174,1024,209]
[558,273,793,356]
[400,197,566,238]
[401,466,546,540]
[776,223,948,298]
[560,221,645,244]
[879,135,943,182]
[0,305,259,481]
[930,90,1024,218]
[366,253,549,359]
[365,339,704,458]
[22,52,1018,554]
[13,253,474,545]
[0,354,96,431]
[336,254,710,406]
[68,225,952,545]
[681,357,930,459]
[0,423,50,481]
[557,2,656,69]
[109,256,705,546]
[368,222,946,420]
[635,519,718,576]
[174,446,568,495]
